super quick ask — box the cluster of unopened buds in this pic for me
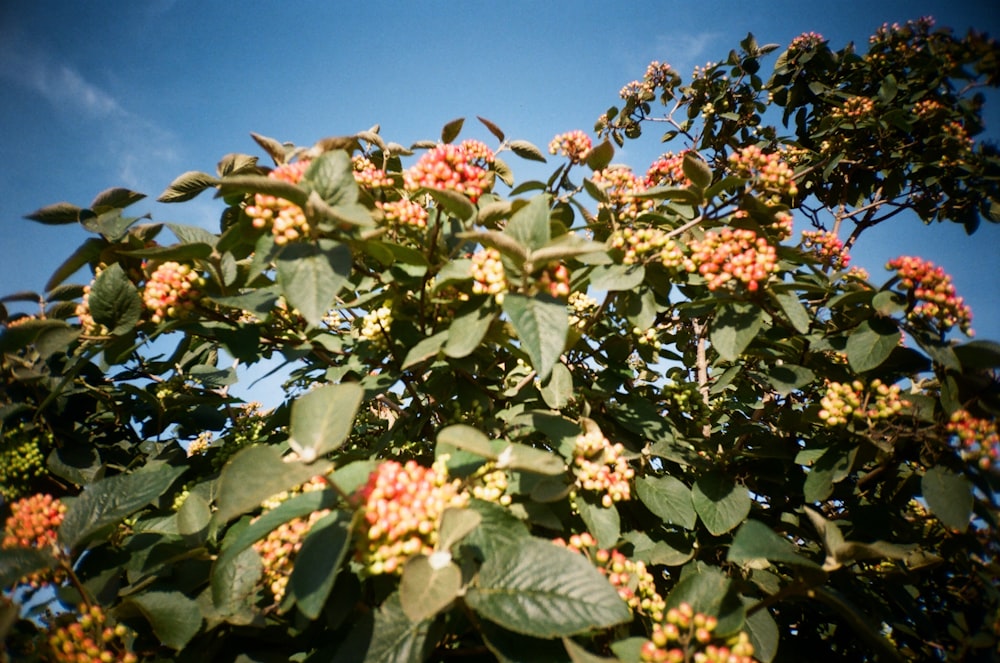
[947,410,999,471]
[886,256,973,335]
[354,458,469,575]
[352,155,394,189]
[788,31,825,52]
[2,493,66,588]
[75,282,106,335]
[0,424,49,500]
[555,533,665,621]
[549,130,593,164]
[940,120,974,150]
[246,160,311,245]
[210,402,270,471]
[254,509,330,602]
[818,379,908,427]
[572,429,634,508]
[727,146,798,203]
[568,290,600,331]
[913,98,945,119]
[682,228,779,292]
[801,230,850,269]
[645,152,690,188]
[377,198,429,229]
[47,605,137,663]
[404,140,494,203]
[468,463,512,506]
[535,263,571,298]
[470,248,508,302]
[833,96,876,122]
[591,166,655,220]
[610,227,684,268]
[358,302,393,349]
[634,326,662,351]
[641,603,757,663]
[142,261,205,324]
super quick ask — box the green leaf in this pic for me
[872,290,907,317]
[465,537,630,638]
[437,507,483,551]
[665,565,743,636]
[289,382,365,461]
[922,466,972,533]
[80,209,140,242]
[771,290,810,334]
[953,340,1000,369]
[635,475,697,529]
[291,510,352,619]
[506,195,551,252]
[124,591,201,650]
[588,264,645,292]
[477,116,505,142]
[692,471,751,536]
[166,223,217,247]
[363,593,438,663]
[217,174,307,207]
[445,300,496,359]
[503,443,567,476]
[586,140,614,171]
[509,139,548,163]
[562,637,620,663]
[276,239,352,328]
[540,362,573,410]
[441,117,465,143]
[25,201,81,225]
[91,187,145,211]
[479,620,573,663]
[577,498,621,549]
[682,152,712,189]
[211,545,263,621]
[801,445,857,503]
[402,330,449,369]
[214,445,332,524]
[710,302,764,362]
[59,463,186,551]
[727,520,820,569]
[846,318,900,373]
[0,547,57,589]
[502,294,568,382]
[45,238,106,291]
[177,491,212,544]
[427,188,476,221]
[742,598,779,663]
[158,170,218,203]
[437,425,497,459]
[88,263,143,335]
[764,363,815,396]
[399,554,463,622]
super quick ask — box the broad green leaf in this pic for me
[124,591,201,650]
[846,318,900,373]
[503,443,567,476]
[291,510,352,619]
[217,174,307,207]
[922,466,972,533]
[399,554,463,622]
[211,545,263,621]
[506,195,551,252]
[158,170,218,203]
[742,598,779,663]
[764,363,815,396]
[276,239,352,327]
[872,290,907,317]
[119,242,213,261]
[771,290,810,334]
[80,209,139,242]
[25,201,81,225]
[588,264,645,292]
[91,187,145,211]
[45,237,106,291]
[303,151,358,207]
[427,187,477,221]
[402,330,449,369]
[953,340,1000,369]
[635,475,697,529]
[801,445,857,503]
[0,547,57,589]
[624,529,695,567]
[692,471,751,536]
[479,620,572,663]
[177,491,212,543]
[477,116,505,142]
[465,537,630,638]
[289,382,365,460]
[529,234,607,268]
[563,637,620,663]
[711,302,764,362]
[214,445,333,524]
[463,499,532,562]
[577,498,621,549]
[59,463,186,551]
[437,507,483,551]
[540,362,573,410]
[441,117,465,143]
[88,263,143,335]
[362,593,438,663]
[437,425,496,459]
[166,222,218,247]
[666,565,744,636]
[682,152,713,189]
[445,300,496,358]
[586,140,614,171]
[509,139,548,162]
[502,293,568,382]
[727,520,820,569]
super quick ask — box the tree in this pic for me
[2,17,999,663]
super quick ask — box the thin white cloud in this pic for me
[651,30,722,75]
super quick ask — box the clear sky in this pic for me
[2,0,998,353]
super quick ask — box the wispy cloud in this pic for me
[650,30,722,76]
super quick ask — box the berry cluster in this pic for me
[788,31,825,52]
[352,155,394,189]
[641,603,757,663]
[634,326,662,351]
[616,61,679,102]
[353,458,470,575]
[801,230,850,269]
[358,302,393,349]
[818,379,908,427]
[2,493,66,588]
[535,263,571,298]
[470,248,508,301]
[645,152,690,188]
[947,410,999,471]
[591,166,655,220]
[142,261,205,325]
[254,509,331,602]
[75,281,105,335]
[832,96,876,122]
[404,141,494,203]
[913,98,945,119]
[209,402,270,471]
[246,160,312,244]
[0,424,50,501]
[468,463,512,506]
[377,198,429,229]
[47,604,137,663]
[610,227,684,268]
[568,290,600,331]
[555,532,665,621]
[682,228,779,292]
[727,145,799,204]
[548,130,593,164]
[571,428,635,508]
[886,256,974,335]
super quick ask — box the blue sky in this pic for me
[1,0,998,354]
